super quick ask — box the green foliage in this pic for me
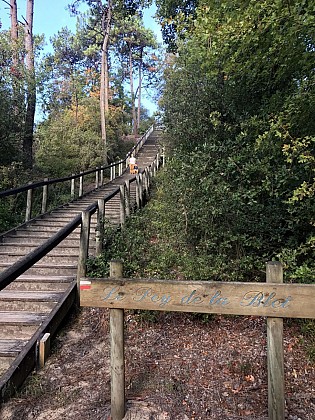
[160,0,315,281]
[86,171,258,282]
[35,97,104,176]
[155,0,198,51]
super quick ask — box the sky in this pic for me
[0,0,162,115]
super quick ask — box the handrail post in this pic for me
[95,167,99,189]
[156,152,160,170]
[77,210,91,302]
[79,172,84,197]
[135,175,141,209]
[109,260,125,420]
[111,165,115,181]
[71,175,75,199]
[144,168,149,196]
[25,182,33,222]
[124,180,130,218]
[139,173,143,208]
[96,199,105,256]
[100,168,104,186]
[119,185,125,226]
[266,261,285,420]
[41,179,48,214]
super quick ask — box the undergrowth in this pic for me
[86,172,315,360]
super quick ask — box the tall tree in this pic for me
[114,14,157,136]
[70,0,152,160]
[23,0,36,168]
[10,0,18,67]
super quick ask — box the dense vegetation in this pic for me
[155,0,315,282]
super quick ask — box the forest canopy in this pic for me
[159,0,315,281]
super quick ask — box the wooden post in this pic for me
[39,333,51,368]
[156,152,160,170]
[41,179,48,214]
[145,168,150,192]
[267,261,285,420]
[125,180,130,218]
[100,169,104,186]
[71,175,75,199]
[110,261,125,420]
[77,211,91,301]
[79,173,83,197]
[136,175,141,209]
[95,199,105,256]
[119,185,125,226]
[139,173,143,208]
[95,168,99,189]
[162,146,165,167]
[25,182,33,222]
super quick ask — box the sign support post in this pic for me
[267,262,285,420]
[109,260,125,420]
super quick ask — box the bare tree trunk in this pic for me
[10,0,18,67]
[137,48,143,132]
[23,0,36,169]
[100,0,112,165]
[10,0,21,120]
[129,45,137,138]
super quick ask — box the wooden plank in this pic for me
[0,291,62,301]
[0,340,28,356]
[80,278,315,319]
[0,311,46,324]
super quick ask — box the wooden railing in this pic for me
[0,125,155,231]
[0,149,161,293]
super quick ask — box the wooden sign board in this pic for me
[80,278,315,319]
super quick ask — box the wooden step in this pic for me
[0,263,77,276]
[0,252,79,264]
[0,311,47,325]
[0,339,28,357]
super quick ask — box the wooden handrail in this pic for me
[0,125,155,229]
[0,125,154,199]
[0,147,163,293]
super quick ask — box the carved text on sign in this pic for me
[80,279,315,319]
[102,286,292,309]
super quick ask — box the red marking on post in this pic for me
[80,280,91,290]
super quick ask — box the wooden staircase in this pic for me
[0,128,162,400]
